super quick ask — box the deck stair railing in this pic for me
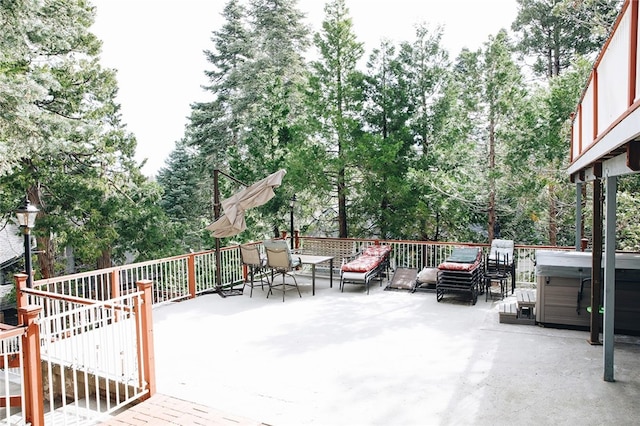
[1,275,155,425]
[0,302,43,425]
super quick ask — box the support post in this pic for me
[135,280,156,398]
[20,305,43,426]
[23,229,33,288]
[187,254,197,299]
[14,274,28,324]
[603,176,617,382]
[575,182,582,251]
[589,178,602,345]
[110,270,119,301]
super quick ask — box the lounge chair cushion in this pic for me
[341,255,382,273]
[438,261,479,272]
[438,247,482,271]
[362,245,392,257]
[416,267,438,284]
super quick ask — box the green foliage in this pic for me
[2,0,627,276]
[512,0,622,77]
[0,0,177,277]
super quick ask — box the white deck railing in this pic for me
[2,238,573,425]
[0,327,26,425]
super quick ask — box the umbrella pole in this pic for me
[214,170,224,296]
[214,169,244,297]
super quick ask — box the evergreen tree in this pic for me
[512,0,621,78]
[0,1,170,275]
[308,0,364,237]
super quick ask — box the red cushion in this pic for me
[362,245,392,257]
[342,255,382,272]
[437,261,480,272]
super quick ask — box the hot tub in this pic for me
[535,250,640,333]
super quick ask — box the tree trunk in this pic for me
[548,183,558,245]
[97,249,112,270]
[488,116,496,242]
[337,167,348,238]
[35,235,55,279]
[27,186,55,279]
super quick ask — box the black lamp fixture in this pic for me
[15,196,39,288]
[289,194,297,249]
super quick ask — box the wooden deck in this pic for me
[101,394,266,425]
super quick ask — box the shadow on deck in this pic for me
[105,272,640,425]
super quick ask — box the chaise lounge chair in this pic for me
[340,245,392,294]
[436,246,483,305]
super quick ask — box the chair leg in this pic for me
[249,269,254,298]
[292,273,301,298]
[485,278,489,302]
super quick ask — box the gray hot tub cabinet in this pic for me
[535,250,640,333]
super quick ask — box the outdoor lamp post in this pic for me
[290,194,296,249]
[15,197,39,288]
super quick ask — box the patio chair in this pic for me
[488,239,516,294]
[263,239,302,302]
[239,244,267,297]
[485,252,510,301]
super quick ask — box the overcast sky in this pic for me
[91,0,519,177]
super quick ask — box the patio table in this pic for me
[297,254,334,295]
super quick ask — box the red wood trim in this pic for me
[594,1,632,70]
[21,306,44,426]
[187,253,196,299]
[0,353,21,369]
[594,162,603,178]
[14,274,28,325]
[627,140,640,170]
[135,280,156,399]
[110,270,119,302]
[0,395,22,407]
[568,98,640,164]
[570,112,576,162]
[579,104,584,155]
[571,1,632,125]
[593,69,599,140]
[630,0,639,106]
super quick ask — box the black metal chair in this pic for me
[485,252,510,301]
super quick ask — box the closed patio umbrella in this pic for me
[206,169,287,237]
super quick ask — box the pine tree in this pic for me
[0,1,169,275]
[308,0,364,237]
[512,0,621,78]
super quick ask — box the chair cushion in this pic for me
[489,239,514,262]
[416,267,438,284]
[438,261,480,272]
[341,255,382,273]
[362,245,392,257]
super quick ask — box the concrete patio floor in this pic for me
[149,274,640,426]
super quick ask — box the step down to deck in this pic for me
[499,300,535,325]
